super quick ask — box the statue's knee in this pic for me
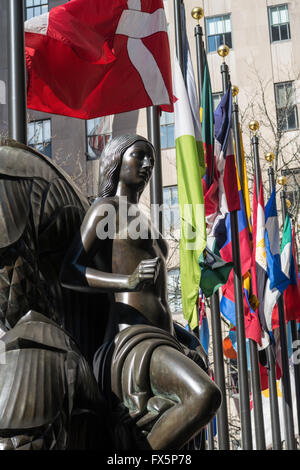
[207,381,222,414]
[191,379,222,419]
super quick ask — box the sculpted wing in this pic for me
[0,139,109,362]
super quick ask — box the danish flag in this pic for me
[25,0,173,119]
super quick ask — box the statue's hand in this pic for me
[128,257,161,291]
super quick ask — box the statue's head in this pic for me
[98,134,155,198]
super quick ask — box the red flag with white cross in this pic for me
[25,0,173,119]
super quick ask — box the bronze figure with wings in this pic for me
[0,136,221,450]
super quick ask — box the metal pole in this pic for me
[233,107,266,450]
[230,209,253,449]
[268,168,296,450]
[192,10,230,451]
[280,190,300,445]
[8,0,27,144]
[210,292,230,449]
[207,421,215,450]
[232,103,245,208]
[173,0,184,73]
[194,23,205,106]
[290,318,300,437]
[252,137,282,450]
[147,106,163,234]
[221,65,252,450]
[221,62,230,93]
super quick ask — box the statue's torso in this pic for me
[94,197,173,333]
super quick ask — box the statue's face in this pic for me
[119,141,155,190]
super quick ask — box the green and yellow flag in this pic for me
[173,55,206,330]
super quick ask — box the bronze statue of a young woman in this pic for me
[60,135,222,450]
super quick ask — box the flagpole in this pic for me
[174,0,184,72]
[267,167,296,450]
[279,182,300,441]
[8,0,27,144]
[191,10,230,450]
[252,136,282,450]
[191,7,205,105]
[232,99,266,451]
[207,421,215,450]
[218,45,253,450]
[210,291,230,449]
[173,1,207,450]
[147,106,163,233]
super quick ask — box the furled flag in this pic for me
[219,120,261,343]
[263,188,290,332]
[219,123,252,282]
[220,275,262,344]
[284,223,300,321]
[199,59,233,297]
[239,126,252,234]
[25,0,173,119]
[200,56,215,190]
[273,217,300,325]
[201,87,240,299]
[173,11,206,330]
[199,246,233,298]
[199,289,209,355]
[251,179,269,346]
[223,327,237,360]
[218,164,254,339]
[205,86,240,245]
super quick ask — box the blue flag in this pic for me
[263,188,290,332]
[265,188,289,293]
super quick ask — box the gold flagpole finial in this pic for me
[249,120,260,135]
[278,176,287,186]
[232,85,239,103]
[191,7,204,24]
[217,45,229,63]
[264,152,275,164]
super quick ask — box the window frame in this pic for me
[160,111,175,150]
[212,92,223,112]
[205,14,233,54]
[27,118,52,158]
[163,185,180,236]
[274,81,299,132]
[167,267,182,314]
[268,4,291,43]
[281,168,300,214]
[85,116,112,160]
[25,0,49,20]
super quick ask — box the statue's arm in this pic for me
[60,200,160,293]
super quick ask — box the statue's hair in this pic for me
[98,134,155,198]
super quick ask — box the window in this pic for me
[269,4,291,42]
[0,80,5,105]
[25,0,48,20]
[275,82,298,132]
[163,185,180,235]
[28,119,51,158]
[205,15,232,53]
[160,112,174,149]
[282,168,300,217]
[167,268,182,314]
[212,92,223,112]
[86,116,112,160]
